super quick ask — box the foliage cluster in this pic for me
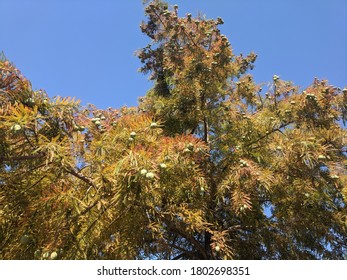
[0,1,346,259]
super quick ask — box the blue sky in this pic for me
[1,0,346,109]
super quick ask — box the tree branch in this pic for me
[245,121,294,148]
[0,153,45,162]
[162,216,208,259]
[64,166,96,189]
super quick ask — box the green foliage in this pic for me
[1,1,346,260]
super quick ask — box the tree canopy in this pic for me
[0,1,346,260]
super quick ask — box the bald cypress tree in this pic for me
[0,1,346,259]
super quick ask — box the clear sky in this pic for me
[1,0,346,109]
